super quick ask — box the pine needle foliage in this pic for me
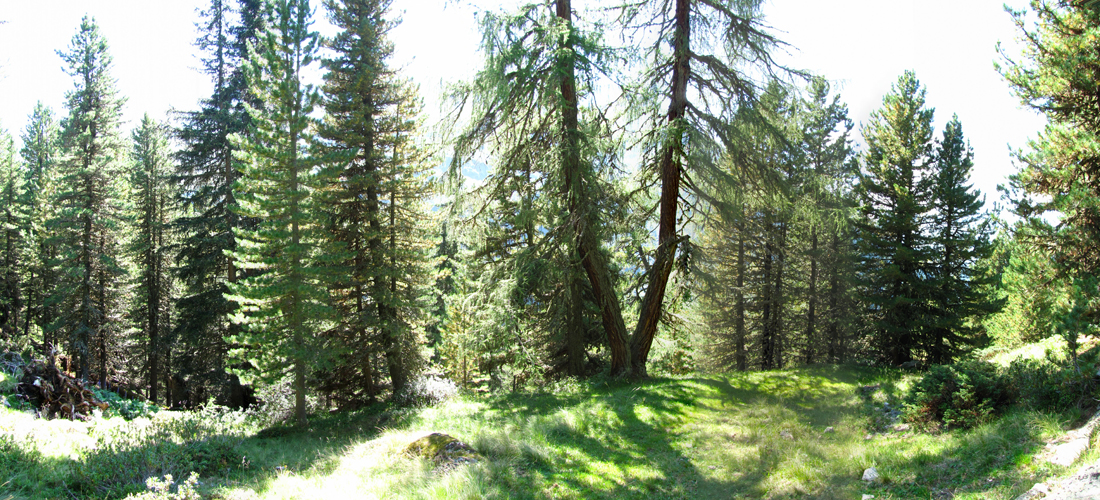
[0,126,22,339]
[51,16,129,383]
[319,0,432,405]
[128,115,177,403]
[448,0,626,380]
[172,0,266,401]
[1000,1,1100,358]
[226,0,341,426]
[18,103,62,346]
[617,0,793,377]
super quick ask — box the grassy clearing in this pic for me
[0,365,1084,499]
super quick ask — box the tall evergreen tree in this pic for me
[1001,1,1100,353]
[227,0,338,425]
[129,115,176,403]
[449,0,621,378]
[319,0,417,403]
[616,0,789,377]
[0,126,21,339]
[856,71,935,366]
[796,78,854,364]
[19,103,62,345]
[173,0,265,403]
[52,16,128,382]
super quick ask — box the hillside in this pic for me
[2,365,1087,499]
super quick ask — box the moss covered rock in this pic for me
[403,433,483,469]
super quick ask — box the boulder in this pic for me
[404,433,483,469]
[862,467,881,483]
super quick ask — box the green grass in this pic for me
[0,365,1084,499]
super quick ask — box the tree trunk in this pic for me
[735,215,747,372]
[555,0,622,376]
[761,212,776,370]
[827,229,841,362]
[804,228,817,365]
[629,0,690,379]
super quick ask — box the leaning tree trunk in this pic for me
[629,0,690,379]
[556,0,631,376]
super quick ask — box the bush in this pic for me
[394,374,459,407]
[1004,355,1095,412]
[903,361,1010,430]
[92,387,161,420]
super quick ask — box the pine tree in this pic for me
[227,0,338,425]
[1001,1,1100,355]
[173,0,265,403]
[52,16,128,383]
[924,117,996,363]
[319,0,423,403]
[19,103,62,346]
[795,77,855,364]
[0,126,21,338]
[856,71,935,366]
[129,115,176,403]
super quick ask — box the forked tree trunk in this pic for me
[628,0,690,379]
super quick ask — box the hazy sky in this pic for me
[0,0,1045,211]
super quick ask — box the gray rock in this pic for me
[824,426,835,433]
[862,495,875,500]
[862,467,880,482]
[780,430,793,440]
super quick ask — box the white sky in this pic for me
[0,0,1045,212]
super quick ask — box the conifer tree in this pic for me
[227,0,338,425]
[19,103,62,345]
[52,16,128,382]
[0,126,21,338]
[924,117,995,363]
[129,115,176,403]
[449,0,621,378]
[795,78,854,364]
[1001,1,1100,354]
[319,0,416,403]
[856,71,935,365]
[617,0,789,377]
[173,0,265,400]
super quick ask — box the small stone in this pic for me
[862,467,881,483]
[824,426,835,433]
[862,495,875,500]
[780,430,793,440]
[893,423,910,432]
[864,433,874,440]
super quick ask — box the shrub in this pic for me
[91,387,161,420]
[903,361,1010,430]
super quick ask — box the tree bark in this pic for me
[629,0,690,379]
[735,215,747,372]
[804,228,817,365]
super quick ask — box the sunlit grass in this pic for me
[0,365,1085,499]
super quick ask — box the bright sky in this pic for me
[0,0,1045,212]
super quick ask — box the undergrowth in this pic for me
[0,365,1086,499]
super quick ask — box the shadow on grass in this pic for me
[1,365,1063,499]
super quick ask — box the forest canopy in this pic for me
[0,0,1089,429]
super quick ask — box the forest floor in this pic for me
[0,365,1093,499]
